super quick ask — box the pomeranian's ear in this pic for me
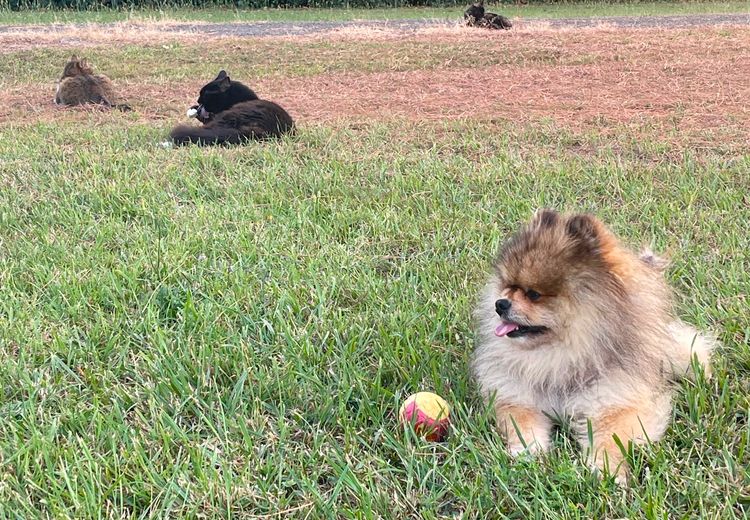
[531,208,560,229]
[565,213,601,254]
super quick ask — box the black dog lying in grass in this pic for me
[464,0,512,30]
[171,70,294,146]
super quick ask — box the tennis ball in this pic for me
[399,392,451,442]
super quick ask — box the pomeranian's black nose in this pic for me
[495,299,511,314]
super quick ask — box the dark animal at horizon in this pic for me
[464,0,513,30]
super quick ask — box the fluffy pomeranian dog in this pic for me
[472,209,716,483]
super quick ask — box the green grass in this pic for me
[0,0,748,24]
[1,19,749,517]
[0,117,748,517]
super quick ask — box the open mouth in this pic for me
[495,321,548,338]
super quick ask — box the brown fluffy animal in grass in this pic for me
[55,56,131,111]
[472,209,716,484]
[464,0,512,30]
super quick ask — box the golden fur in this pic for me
[471,209,716,483]
[55,56,129,110]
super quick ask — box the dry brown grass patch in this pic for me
[265,27,750,135]
[0,22,206,52]
[1,25,747,149]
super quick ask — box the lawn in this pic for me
[0,11,749,519]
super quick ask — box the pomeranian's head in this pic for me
[60,56,94,80]
[487,209,665,348]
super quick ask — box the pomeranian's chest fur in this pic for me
[473,324,666,418]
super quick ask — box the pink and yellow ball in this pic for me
[399,392,451,442]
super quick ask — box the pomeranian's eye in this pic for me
[526,289,541,301]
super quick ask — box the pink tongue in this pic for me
[495,322,519,337]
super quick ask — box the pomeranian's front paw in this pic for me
[589,457,630,485]
[613,471,629,486]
